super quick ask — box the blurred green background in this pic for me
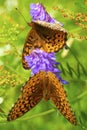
[0,0,87,130]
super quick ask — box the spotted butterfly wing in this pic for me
[31,20,67,52]
[22,27,44,69]
[47,72,76,125]
[22,20,67,69]
[7,72,44,121]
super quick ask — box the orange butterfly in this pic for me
[22,20,67,69]
[7,71,76,125]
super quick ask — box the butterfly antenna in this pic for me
[15,8,28,25]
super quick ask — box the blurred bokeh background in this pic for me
[0,0,87,130]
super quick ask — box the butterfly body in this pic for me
[22,20,67,69]
[7,71,76,125]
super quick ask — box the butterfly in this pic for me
[22,20,67,69]
[7,71,76,125]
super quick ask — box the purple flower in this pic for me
[25,49,68,84]
[30,3,63,26]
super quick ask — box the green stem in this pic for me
[0,109,55,123]
[71,90,87,103]
[77,91,87,100]
[17,109,55,121]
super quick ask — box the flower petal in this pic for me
[30,3,63,26]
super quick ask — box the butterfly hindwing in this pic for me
[7,72,44,121]
[47,72,76,125]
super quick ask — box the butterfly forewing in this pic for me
[47,72,76,125]
[7,72,44,121]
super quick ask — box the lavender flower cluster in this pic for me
[30,3,63,26]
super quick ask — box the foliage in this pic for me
[0,0,87,130]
